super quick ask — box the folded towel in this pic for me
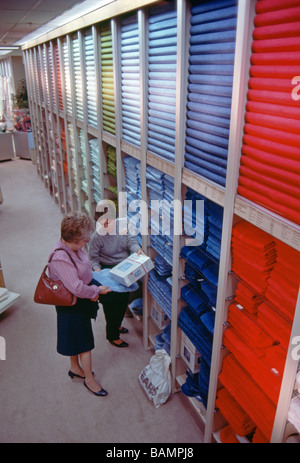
[257,302,292,351]
[223,327,281,405]
[219,353,276,440]
[220,425,240,444]
[227,304,274,352]
[216,387,256,436]
[92,269,138,292]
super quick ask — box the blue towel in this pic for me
[178,306,213,366]
[185,0,238,185]
[147,3,177,163]
[92,269,139,292]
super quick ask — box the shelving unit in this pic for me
[22,0,300,444]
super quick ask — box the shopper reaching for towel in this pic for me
[48,212,111,397]
[89,200,145,348]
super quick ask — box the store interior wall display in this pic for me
[1,0,299,444]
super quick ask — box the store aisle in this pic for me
[0,158,203,444]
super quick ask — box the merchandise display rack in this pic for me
[22,0,300,443]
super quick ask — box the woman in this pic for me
[89,200,144,348]
[48,212,111,396]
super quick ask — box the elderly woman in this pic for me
[48,212,111,397]
[89,200,144,348]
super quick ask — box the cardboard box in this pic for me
[110,252,154,287]
[151,300,169,329]
[180,332,201,373]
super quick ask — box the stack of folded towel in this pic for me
[106,145,117,178]
[237,0,300,225]
[148,269,172,320]
[217,219,299,441]
[264,239,300,323]
[178,306,213,368]
[184,0,238,186]
[231,220,276,295]
[216,387,256,437]
[89,138,101,204]
[147,165,175,266]
[155,323,171,354]
[219,353,277,441]
[101,24,115,135]
[121,14,141,147]
[147,3,177,162]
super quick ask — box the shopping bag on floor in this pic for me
[138,349,171,408]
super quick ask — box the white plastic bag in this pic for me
[138,349,171,408]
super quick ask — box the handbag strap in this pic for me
[48,247,77,268]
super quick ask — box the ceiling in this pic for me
[0,0,85,54]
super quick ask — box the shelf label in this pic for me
[235,197,300,251]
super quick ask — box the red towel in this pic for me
[255,0,300,15]
[276,239,300,269]
[244,122,300,149]
[250,64,300,79]
[265,283,297,322]
[253,22,300,40]
[239,176,300,211]
[245,111,300,136]
[232,220,276,250]
[251,51,300,66]
[254,6,300,27]
[246,101,300,122]
[235,282,265,315]
[262,344,287,378]
[231,221,276,293]
[240,155,300,186]
[239,166,300,198]
[223,327,281,405]
[219,354,276,440]
[220,425,240,443]
[216,388,256,436]
[257,303,292,351]
[242,143,300,174]
[237,184,300,225]
[252,36,300,53]
[252,427,269,443]
[227,304,274,352]
[247,88,300,108]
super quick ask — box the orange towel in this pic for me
[223,327,281,405]
[257,303,292,351]
[220,425,240,443]
[216,388,256,436]
[227,304,274,352]
[252,427,269,443]
[219,354,276,440]
[235,282,264,314]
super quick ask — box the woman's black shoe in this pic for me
[68,370,85,379]
[68,370,94,379]
[84,381,108,396]
[119,327,129,334]
[109,340,129,348]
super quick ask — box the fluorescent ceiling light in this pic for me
[15,0,115,46]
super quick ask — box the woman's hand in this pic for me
[98,286,112,295]
[137,249,146,256]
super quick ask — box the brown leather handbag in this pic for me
[34,248,77,306]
